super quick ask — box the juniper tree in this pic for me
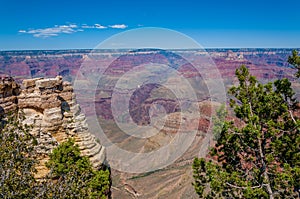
[0,112,38,198]
[193,65,300,198]
[288,50,300,77]
[212,104,226,141]
[38,139,111,199]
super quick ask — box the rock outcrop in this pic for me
[0,76,105,178]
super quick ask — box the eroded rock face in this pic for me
[0,76,105,178]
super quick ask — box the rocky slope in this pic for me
[0,76,106,178]
[107,101,214,199]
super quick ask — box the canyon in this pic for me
[0,48,299,198]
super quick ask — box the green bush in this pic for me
[44,139,110,199]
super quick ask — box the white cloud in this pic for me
[109,24,127,29]
[81,23,128,30]
[18,24,79,38]
[19,23,128,38]
[81,24,107,29]
[81,25,95,29]
[95,24,107,29]
[69,24,78,28]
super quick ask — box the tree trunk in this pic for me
[258,138,274,199]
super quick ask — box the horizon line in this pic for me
[1,47,300,52]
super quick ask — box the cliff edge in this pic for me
[0,76,106,178]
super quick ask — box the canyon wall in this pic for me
[0,76,105,178]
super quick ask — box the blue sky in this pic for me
[0,0,299,50]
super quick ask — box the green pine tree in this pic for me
[38,139,110,199]
[193,65,300,198]
[212,104,227,141]
[288,50,300,77]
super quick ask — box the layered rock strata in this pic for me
[0,76,105,177]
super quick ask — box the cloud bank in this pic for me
[19,23,128,38]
